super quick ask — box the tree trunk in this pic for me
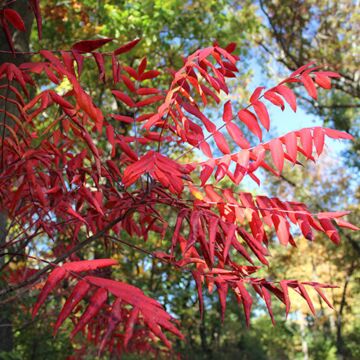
[299,310,309,360]
[0,0,34,353]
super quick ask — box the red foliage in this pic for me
[0,2,358,357]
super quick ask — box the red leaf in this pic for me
[269,138,284,173]
[283,132,298,163]
[4,9,25,31]
[93,52,106,81]
[213,131,230,154]
[298,283,315,315]
[299,128,313,158]
[280,280,291,318]
[192,271,204,318]
[200,162,215,186]
[264,90,285,109]
[122,151,155,187]
[71,38,113,53]
[112,90,136,107]
[226,122,250,149]
[290,62,315,78]
[71,288,108,338]
[54,280,90,334]
[250,86,265,103]
[262,287,275,325]
[208,217,218,264]
[63,259,118,272]
[140,70,161,81]
[314,74,331,89]
[99,298,122,353]
[238,109,262,141]
[138,57,147,74]
[124,307,139,348]
[334,219,359,231]
[273,215,289,245]
[114,38,141,55]
[222,100,233,122]
[301,74,317,99]
[237,281,252,327]
[275,85,297,112]
[313,128,325,155]
[319,218,340,244]
[136,95,163,107]
[252,101,270,131]
[33,267,67,318]
[29,0,42,39]
[314,286,333,309]
[215,281,228,322]
[324,128,353,140]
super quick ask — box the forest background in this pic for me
[0,1,358,359]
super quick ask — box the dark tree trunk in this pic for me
[0,0,34,353]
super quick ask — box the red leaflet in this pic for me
[138,57,147,74]
[72,38,113,53]
[222,100,233,122]
[226,122,251,149]
[99,298,122,353]
[208,217,218,264]
[62,259,118,272]
[215,281,228,322]
[32,267,67,318]
[237,281,253,327]
[324,128,353,140]
[313,127,325,155]
[238,109,262,141]
[136,87,160,95]
[273,214,289,245]
[140,70,161,81]
[3,9,25,31]
[192,271,204,318]
[29,0,42,38]
[264,90,285,109]
[54,280,91,334]
[283,131,298,163]
[290,62,315,77]
[252,101,270,131]
[71,288,108,338]
[93,52,106,81]
[136,95,163,107]
[124,307,140,348]
[112,90,136,107]
[314,74,331,89]
[269,139,284,174]
[319,218,340,244]
[334,219,359,231]
[274,85,297,112]
[213,131,231,154]
[118,137,139,161]
[298,283,315,315]
[250,86,265,103]
[262,287,275,325]
[299,128,313,158]
[280,280,291,318]
[200,162,215,186]
[114,38,141,55]
[314,286,333,309]
[66,206,88,224]
[301,74,317,99]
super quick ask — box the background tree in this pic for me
[258,0,360,169]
